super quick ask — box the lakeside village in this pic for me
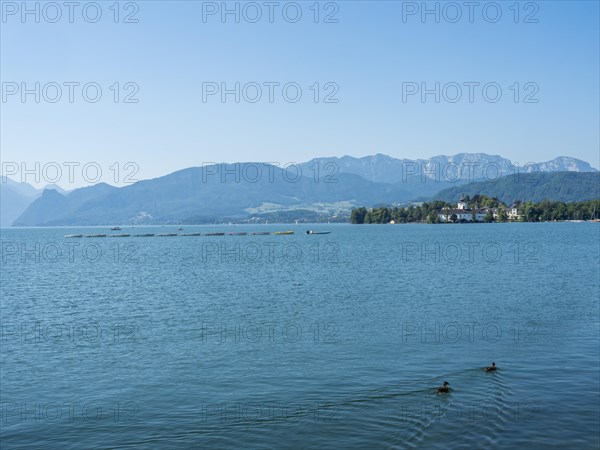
[350,195,600,224]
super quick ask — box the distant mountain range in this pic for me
[3,154,598,226]
[300,153,597,184]
[12,166,410,226]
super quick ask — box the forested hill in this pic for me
[430,172,600,204]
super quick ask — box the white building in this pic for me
[438,208,487,223]
[506,207,519,220]
[491,207,520,221]
[438,195,519,222]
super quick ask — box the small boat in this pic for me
[229,232,247,236]
[181,233,202,236]
[110,227,122,231]
[85,234,106,238]
[134,233,155,237]
[306,230,331,235]
[251,232,270,235]
[205,232,225,236]
[110,234,131,237]
[274,231,294,235]
[178,227,183,231]
[64,234,83,238]
[157,233,178,237]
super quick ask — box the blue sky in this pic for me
[1,1,599,187]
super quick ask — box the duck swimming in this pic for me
[485,362,497,372]
[436,381,450,393]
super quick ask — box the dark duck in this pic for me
[436,381,450,393]
[485,362,497,372]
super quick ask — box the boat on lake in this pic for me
[110,227,122,231]
[274,231,294,235]
[134,234,155,237]
[229,232,248,236]
[307,230,331,235]
[157,233,178,237]
[181,233,202,236]
[64,234,83,238]
[110,234,131,237]
[251,232,270,235]
[205,232,225,236]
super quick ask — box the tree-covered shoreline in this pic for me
[351,197,600,224]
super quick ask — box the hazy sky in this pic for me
[1,1,599,187]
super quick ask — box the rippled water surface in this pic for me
[1,223,599,448]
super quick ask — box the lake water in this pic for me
[1,223,599,449]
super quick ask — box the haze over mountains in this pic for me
[2,153,598,226]
[0,177,68,227]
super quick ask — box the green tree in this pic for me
[497,208,508,222]
[483,211,495,223]
[426,213,440,224]
[350,207,368,224]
